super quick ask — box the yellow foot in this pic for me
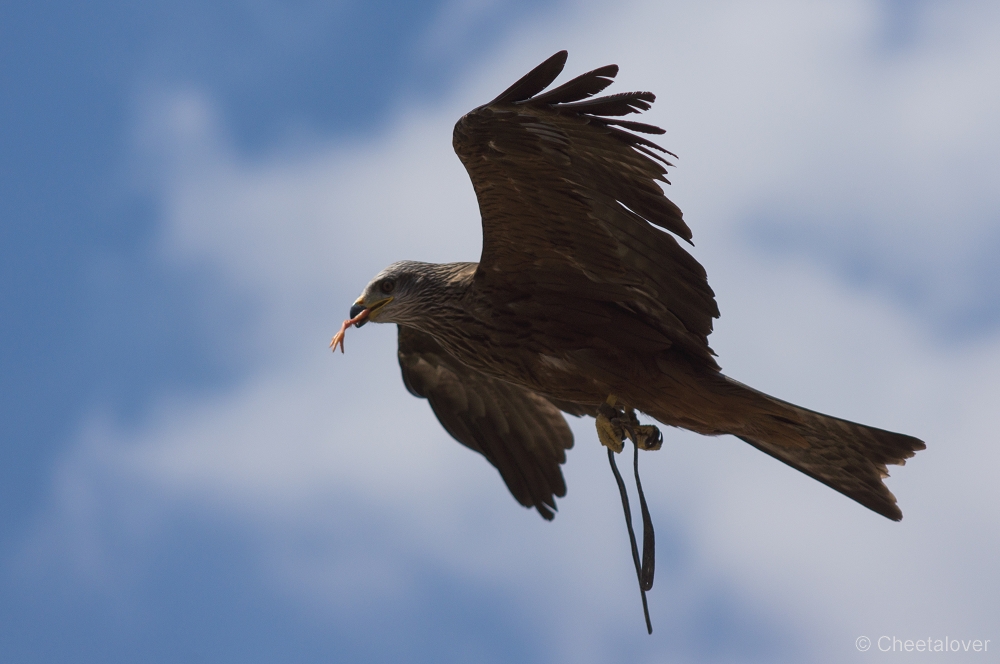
[628,424,663,451]
[596,411,625,453]
[596,396,664,453]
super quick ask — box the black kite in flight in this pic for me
[331,53,924,627]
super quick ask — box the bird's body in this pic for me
[335,51,924,524]
[392,261,720,419]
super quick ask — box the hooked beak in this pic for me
[330,295,391,354]
[350,296,392,327]
[349,302,367,326]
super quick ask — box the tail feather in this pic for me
[722,378,925,520]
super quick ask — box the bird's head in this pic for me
[330,260,476,353]
[349,261,422,327]
[329,261,430,353]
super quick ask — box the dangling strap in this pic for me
[633,440,655,593]
[607,442,656,634]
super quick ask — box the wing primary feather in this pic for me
[557,91,655,116]
[631,144,676,173]
[528,64,619,105]
[487,51,568,105]
[597,118,666,135]
[602,125,677,160]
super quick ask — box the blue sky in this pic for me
[1,0,535,532]
[1,1,545,659]
[2,1,999,662]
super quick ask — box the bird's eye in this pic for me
[380,280,395,294]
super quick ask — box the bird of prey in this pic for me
[332,51,924,527]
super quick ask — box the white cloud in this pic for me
[24,0,1000,661]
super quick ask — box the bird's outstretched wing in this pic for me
[397,324,574,520]
[453,51,720,368]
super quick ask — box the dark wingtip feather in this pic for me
[503,59,673,172]
[601,118,666,134]
[530,64,619,106]
[489,55,671,153]
[559,91,656,116]
[488,51,568,105]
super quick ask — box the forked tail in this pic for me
[719,377,925,520]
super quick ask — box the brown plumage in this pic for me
[339,51,924,522]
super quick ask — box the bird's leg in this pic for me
[622,408,664,452]
[596,396,663,453]
[596,396,627,453]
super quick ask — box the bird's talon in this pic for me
[596,412,625,453]
[633,424,663,451]
[596,400,662,452]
